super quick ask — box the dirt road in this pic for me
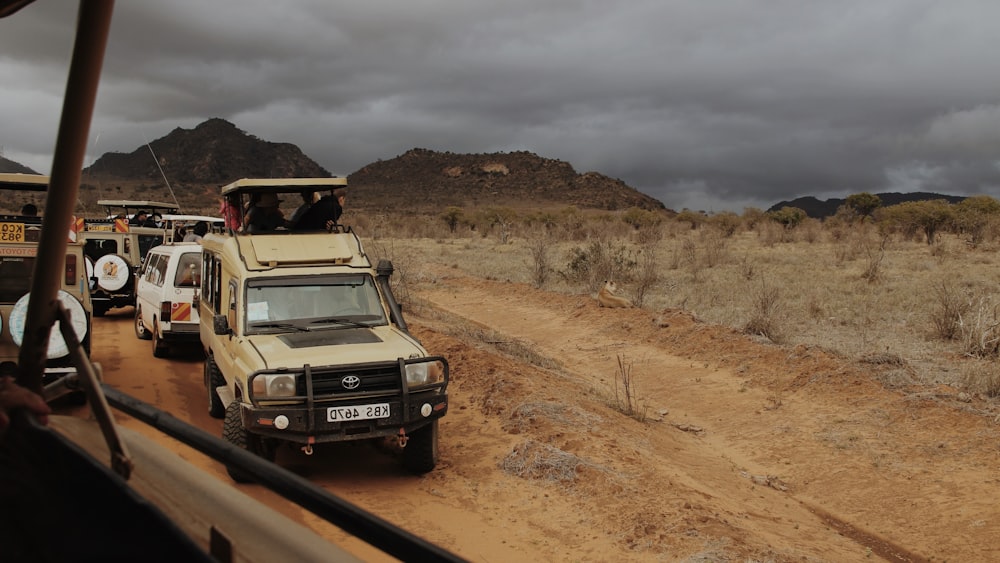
[88,271,1000,562]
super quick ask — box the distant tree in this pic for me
[674,209,704,230]
[953,195,1000,246]
[621,207,662,230]
[768,206,807,230]
[477,206,518,243]
[441,206,463,233]
[844,192,882,219]
[706,211,741,237]
[740,207,766,230]
[876,200,954,244]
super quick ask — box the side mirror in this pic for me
[213,314,230,336]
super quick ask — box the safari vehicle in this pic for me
[0,172,92,383]
[134,242,203,358]
[79,198,178,316]
[160,214,225,242]
[200,177,449,481]
[2,3,461,562]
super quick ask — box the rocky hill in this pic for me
[351,148,666,212]
[0,155,39,175]
[84,118,330,184]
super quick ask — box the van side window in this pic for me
[153,255,168,287]
[143,255,161,284]
[174,253,200,287]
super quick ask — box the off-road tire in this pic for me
[151,321,169,358]
[134,307,151,340]
[205,356,225,418]
[223,401,253,483]
[402,420,439,474]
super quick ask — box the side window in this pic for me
[153,254,168,287]
[227,280,238,333]
[137,253,151,279]
[143,255,161,283]
[201,252,213,305]
[213,259,222,314]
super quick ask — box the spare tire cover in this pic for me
[8,290,89,359]
[94,254,130,292]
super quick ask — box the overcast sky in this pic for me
[2,1,1000,212]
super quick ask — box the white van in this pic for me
[134,243,202,357]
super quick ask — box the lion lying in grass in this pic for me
[597,280,632,308]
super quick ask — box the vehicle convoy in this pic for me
[200,177,449,481]
[79,199,178,316]
[2,3,461,561]
[134,242,203,357]
[0,172,92,385]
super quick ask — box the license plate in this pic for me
[327,403,390,422]
[0,222,25,243]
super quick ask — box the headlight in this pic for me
[405,360,444,387]
[252,373,298,397]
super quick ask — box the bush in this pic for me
[563,238,638,292]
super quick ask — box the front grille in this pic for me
[304,364,402,397]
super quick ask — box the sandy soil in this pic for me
[83,269,1000,562]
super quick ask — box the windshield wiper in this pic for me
[306,317,369,329]
[249,321,309,332]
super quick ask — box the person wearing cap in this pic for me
[130,210,149,226]
[244,192,289,233]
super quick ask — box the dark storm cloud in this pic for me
[3,1,1000,212]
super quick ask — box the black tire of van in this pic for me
[205,356,224,419]
[402,419,439,474]
[134,307,151,340]
[151,322,169,358]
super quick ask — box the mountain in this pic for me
[767,192,967,218]
[76,119,666,213]
[84,118,330,184]
[0,155,39,174]
[348,148,666,212]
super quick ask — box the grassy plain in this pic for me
[354,209,1000,404]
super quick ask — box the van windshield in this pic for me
[245,274,387,330]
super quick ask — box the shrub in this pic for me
[563,238,637,292]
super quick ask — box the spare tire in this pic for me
[93,254,131,292]
[8,290,89,359]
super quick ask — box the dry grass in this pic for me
[355,209,1000,399]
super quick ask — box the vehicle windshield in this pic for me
[0,256,35,302]
[245,274,387,331]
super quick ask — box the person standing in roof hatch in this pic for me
[293,188,345,232]
[244,193,289,233]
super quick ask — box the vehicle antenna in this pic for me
[144,133,181,212]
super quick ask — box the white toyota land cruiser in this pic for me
[199,177,449,482]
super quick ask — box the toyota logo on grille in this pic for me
[341,375,361,390]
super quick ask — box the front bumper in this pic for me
[241,390,448,444]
